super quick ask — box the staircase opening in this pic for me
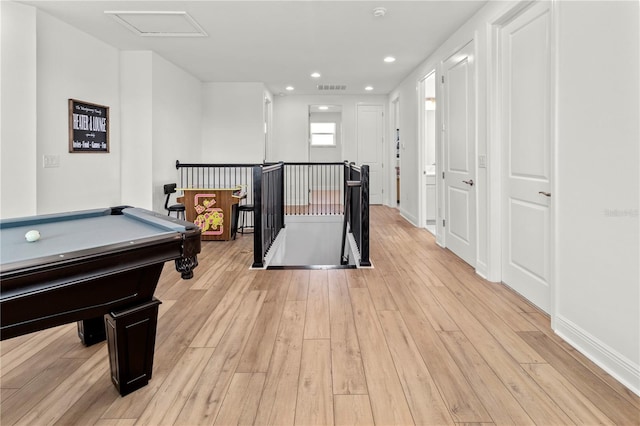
[175,161,371,269]
[263,215,357,270]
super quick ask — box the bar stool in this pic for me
[237,204,254,235]
[163,183,185,220]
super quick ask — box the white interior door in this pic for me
[443,41,476,266]
[501,2,552,313]
[357,104,384,204]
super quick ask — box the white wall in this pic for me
[151,53,203,214]
[35,10,121,214]
[272,94,387,164]
[120,51,153,210]
[309,111,342,164]
[0,2,37,218]
[554,0,639,394]
[121,52,203,214]
[272,96,310,162]
[201,82,265,163]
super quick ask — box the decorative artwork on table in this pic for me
[68,99,110,153]
[193,194,224,236]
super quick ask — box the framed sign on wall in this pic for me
[68,99,109,153]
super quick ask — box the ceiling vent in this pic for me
[317,84,347,91]
[105,11,208,37]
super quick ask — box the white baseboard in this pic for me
[555,315,640,397]
[475,260,489,280]
[399,208,418,227]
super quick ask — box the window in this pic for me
[310,122,336,146]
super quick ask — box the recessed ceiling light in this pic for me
[373,7,387,18]
[311,72,321,78]
[285,86,295,91]
[318,106,329,110]
[384,56,396,63]
[365,86,374,91]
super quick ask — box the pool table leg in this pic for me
[77,317,107,346]
[104,298,162,396]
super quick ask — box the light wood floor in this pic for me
[2,206,639,425]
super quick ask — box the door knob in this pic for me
[463,179,474,186]
[538,191,551,197]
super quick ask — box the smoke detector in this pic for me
[373,7,387,18]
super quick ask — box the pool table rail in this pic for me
[0,234,178,339]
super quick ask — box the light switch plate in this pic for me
[478,155,486,168]
[43,155,60,168]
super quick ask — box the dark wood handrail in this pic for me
[176,160,259,169]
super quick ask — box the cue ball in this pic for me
[25,230,40,242]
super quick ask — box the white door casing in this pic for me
[264,97,271,162]
[392,98,400,207]
[500,2,553,313]
[357,104,384,205]
[443,40,476,267]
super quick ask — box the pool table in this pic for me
[0,206,201,396]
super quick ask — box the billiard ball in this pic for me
[25,230,40,242]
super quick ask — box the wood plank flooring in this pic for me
[2,206,639,425]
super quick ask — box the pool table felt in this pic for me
[1,211,176,265]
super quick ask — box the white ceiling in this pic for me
[17,0,487,95]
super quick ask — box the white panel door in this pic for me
[443,41,476,266]
[357,105,384,204]
[501,2,552,313]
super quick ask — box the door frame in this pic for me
[487,0,558,321]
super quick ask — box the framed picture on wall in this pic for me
[68,99,109,153]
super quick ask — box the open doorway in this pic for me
[420,71,437,234]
